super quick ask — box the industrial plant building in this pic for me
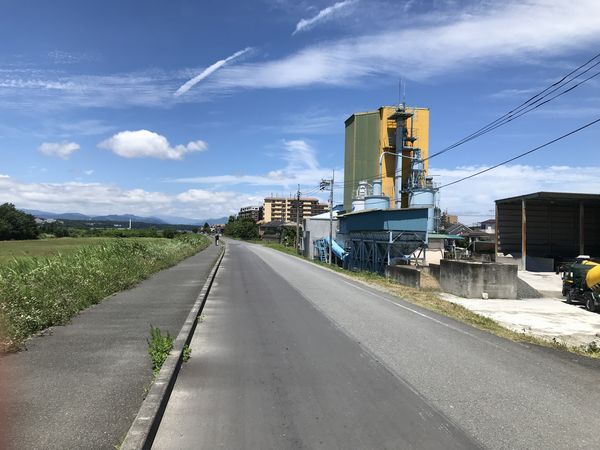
[299,103,439,271]
[263,197,329,223]
[343,106,430,210]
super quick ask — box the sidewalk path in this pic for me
[0,243,222,450]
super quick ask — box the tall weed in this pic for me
[0,235,208,351]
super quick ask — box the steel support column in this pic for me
[521,199,527,270]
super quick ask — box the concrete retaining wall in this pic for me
[385,265,421,288]
[440,259,518,299]
[422,264,440,281]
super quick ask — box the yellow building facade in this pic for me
[343,106,429,210]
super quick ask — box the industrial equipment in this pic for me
[560,255,600,312]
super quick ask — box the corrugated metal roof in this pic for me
[429,233,466,240]
[496,191,600,204]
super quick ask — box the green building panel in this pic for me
[344,112,380,210]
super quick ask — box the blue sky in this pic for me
[1,0,599,222]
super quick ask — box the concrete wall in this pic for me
[385,265,421,288]
[303,218,337,259]
[422,263,440,281]
[440,259,518,299]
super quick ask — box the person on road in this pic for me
[214,233,220,246]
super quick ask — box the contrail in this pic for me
[293,0,358,35]
[174,47,252,96]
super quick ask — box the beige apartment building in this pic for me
[263,197,329,223]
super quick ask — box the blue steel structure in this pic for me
[337,207,430,273]
[314,237,348,263]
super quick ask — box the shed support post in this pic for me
[579,201,585,255]
[494,203,499,260]
[521,199,527,271]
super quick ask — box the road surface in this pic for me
[154,240,600,449]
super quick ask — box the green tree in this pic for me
[202,222,211,233]
[223,218,258,240]
[0,203,40,240]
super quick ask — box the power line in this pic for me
[426,65,600,161]
[303,52,600,196]
[425,51,600,161]
[437,117,600,189]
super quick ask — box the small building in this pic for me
[476,219,496,234]
[446,222,472,236]
[496,192,600,271]
[302,211,339,259]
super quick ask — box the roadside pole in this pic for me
[329,170,334,265]
[296,184,301,254]
[320,173,335,265]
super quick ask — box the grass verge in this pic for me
[0,234,209,352]
[250,240,600,359]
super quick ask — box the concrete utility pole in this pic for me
[320,172,335,265]
[296,184,301,254]
[329,170,334,265]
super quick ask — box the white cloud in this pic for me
[434,164,600,223]
[1,1,598,112]
[293,0,359,35]
[0,175,260,219]
[174,48,252,96]
[207,0,600,90]
[170,139,337,189]
[98,130,207,160]
[38,141,80,159]
[83,169,94,176]
[51,119,115,137]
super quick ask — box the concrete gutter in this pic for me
[121,245,225,450]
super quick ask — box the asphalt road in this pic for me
[155,241,600,449]
[0,244,221,450]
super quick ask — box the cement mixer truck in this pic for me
[561,256,600,312]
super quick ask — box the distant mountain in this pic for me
[21,208,227,226]
[155,215,228,226]
[22,209,91,221]
[92,214,167,225]
[59,212,94,221]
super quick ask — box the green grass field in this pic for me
[0,237,110,264]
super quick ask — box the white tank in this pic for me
[409,190,435,208]
[365,195,390,210]
[352,199,366,211]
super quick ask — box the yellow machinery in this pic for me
[586,263,600,293]
[561,257,600,312]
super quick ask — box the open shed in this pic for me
[495,192,600,271]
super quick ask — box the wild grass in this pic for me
[147,326,174,376]
[0,234,209,352]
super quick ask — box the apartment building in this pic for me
[263,197,329,223]
[238,205,264,222]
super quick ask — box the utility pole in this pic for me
[295,184,301,254]
[329,170,334,265]
[320,171,335,265]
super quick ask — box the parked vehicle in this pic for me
[560,256,600,312]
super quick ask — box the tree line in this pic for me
[0,203,213,241]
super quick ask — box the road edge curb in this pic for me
[121,244,225,450]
